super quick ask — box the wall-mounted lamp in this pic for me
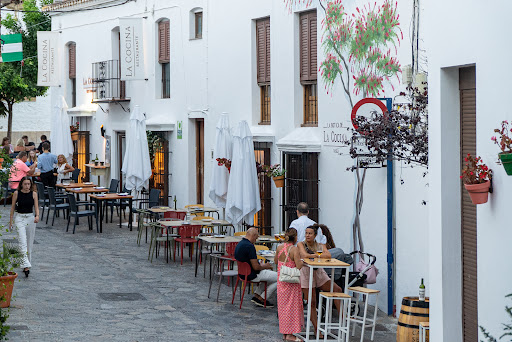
[100,125,106,137]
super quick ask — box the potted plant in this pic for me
[492,120,512,175]
[216,158,232,173]
[262,164,286,188]
[70,122,80,141]
[461,154,491,205]
[0,241,22,308]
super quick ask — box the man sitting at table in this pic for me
[9,152,37,189]
[289,202,326,244]
[234,228,277,308]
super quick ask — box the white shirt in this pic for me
[289,215,326,244]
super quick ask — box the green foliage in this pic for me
[0,242,22,278]
[0,0,52,137]
[480,294,512,342]
[146,131,165,164]
[0,306,9,340]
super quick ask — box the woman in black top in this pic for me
[9,176,40,277]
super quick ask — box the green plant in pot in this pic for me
[461,154,491,205]
[0,241,23,308]
[262,164,286,188]
[492,120,512,175]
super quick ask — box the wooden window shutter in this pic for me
[69,43,76,79]
[256,18,270,84]
[164,21,170,61]
[158,21,170,63]
[300,11,317,83]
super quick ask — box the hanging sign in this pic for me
[177,121,183,139]
[119,18,145,80]
[37,31,59,86]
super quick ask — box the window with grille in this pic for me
[282,152,319,228]
[256,17,271,124]
[299,11,318,126]
[254,142,272,234]
[195,12,203,39]
[158,20,170,98]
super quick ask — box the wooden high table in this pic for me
[85,163,110,186]
[89,193,133,233]
[298,258,350,342]
[56,182,97,189]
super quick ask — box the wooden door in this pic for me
[459,66,478,342]
[195,119,204,204]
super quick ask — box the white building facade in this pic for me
[46,0,431,324]
[426,1,512,342]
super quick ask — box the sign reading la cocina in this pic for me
[119,18,145,80]
[37,31,59,86]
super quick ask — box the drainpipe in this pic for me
[380,97,394,316]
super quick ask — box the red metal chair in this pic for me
[164,211,186,220]
[231,261,267,309]
[174,225,201,265]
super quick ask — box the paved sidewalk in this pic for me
[0,207,397,341]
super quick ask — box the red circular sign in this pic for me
[351,98,388,131]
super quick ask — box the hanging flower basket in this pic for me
[273,175,284,188]
[464,181,491,205]
[71,132,79,141]
[499,152,512,175]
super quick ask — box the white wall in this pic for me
[426,1,512,341]
[0,93,52,139]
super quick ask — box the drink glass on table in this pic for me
[274,234,280,241]
[316,245,323,261]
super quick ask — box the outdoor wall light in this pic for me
[100,125,106,137]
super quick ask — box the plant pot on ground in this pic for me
[0,242,22,308]
[492,120,512,175]
[461,154,491,205]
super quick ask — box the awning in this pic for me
[67,103,98,117]
[250,125,275,143]
[145,115,175,131]
[276,127,322,152]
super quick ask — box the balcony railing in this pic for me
[91,60,129,103]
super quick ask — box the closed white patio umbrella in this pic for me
[121,105,152,193]
[208,113,232,208]
[50,96,74,162]
[225,120,261,226]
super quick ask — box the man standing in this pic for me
[37,135,50,154]
[22,135,35,150]
[37,142,57,187]
[289,202,326,244]
[9,152,37,189]
[234,228,277,308]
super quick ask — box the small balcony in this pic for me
[91,60,129,103]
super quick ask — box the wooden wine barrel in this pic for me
[396,296,429,342]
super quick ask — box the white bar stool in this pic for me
[419,321,429,342]
[316,292,351,342]
[348,286,380,342]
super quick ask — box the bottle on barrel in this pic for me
[419,278,426,301]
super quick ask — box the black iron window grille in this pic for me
[282,152,319,229]
[92,60,127,102]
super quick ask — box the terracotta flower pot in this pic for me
[464,180,491,205]
[0,272,18,308]
[273,175,284,188]
[499,152,512,175]
[71,132,79,141]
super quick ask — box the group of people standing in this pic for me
[234,202,345,341]
[5,135,75,280]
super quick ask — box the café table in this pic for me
[56,182,97,189]
[296,258,350,342]
[89,193,133,233]
[65,186,109,203]
[187,206,220,219]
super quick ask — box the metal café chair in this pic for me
[66,194,98,234]
[46,187,69,226]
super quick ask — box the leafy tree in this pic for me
[0,0,52,139]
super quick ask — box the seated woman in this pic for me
[14,138,30,152]
[25,150,37,167]
[298,225,344,336]
[55,154,75,184]
[1,137,13,154]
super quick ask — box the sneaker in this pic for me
[251,297,274,308]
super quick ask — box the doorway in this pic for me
[195,119,204,204]
[254,142,272,234]
[72,131,90,182]
[117,132,126,190]
[459,66,478,342]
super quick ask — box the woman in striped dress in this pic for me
[275,228,303,341]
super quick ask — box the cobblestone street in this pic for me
[0,207,397,341]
